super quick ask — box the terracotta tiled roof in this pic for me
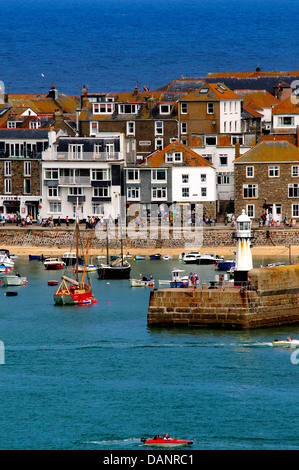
[179,83,240,102]
[260,134,296,145]
[234,90,280,109]
[242,104,263,117]
[234,140,299,163]
[272,96,299,115]
[140,140,213,168]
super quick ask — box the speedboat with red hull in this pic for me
[141,436,193,447]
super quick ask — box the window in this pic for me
[93,103,114,114]
[49,202,61,213]
[243,184,258,198]
[127,187,140,199]
[24,161,31,176]
[268,166,280,177]
[91,169,111,180]
[7,121,16,128]
[119,104,137,114]
[232,135,243,145]
[92,203,104,215]
[69,144,83,159]
[155,121,163,136]
[90,122,98,134]
[205,136,217,146]
[24,179,31,194]
[201,187,207,197]
[45,169,59,180]
[278,116,294,126]
[219,155,228,166]
[292,166,299,177]
[246,166,254,178]
[6,143,24,157]
[182,174,189,183]
[93,186,110,197]
[182,187,189,198]
[127,169,139,181]
[127,121,135,136]
[155,138,163,150]
[160,104,170,114]
[246,204,255,218]
[152,169,166,181]
[4,161,11,176]
[217,175,230,184]
[48,186,59,198]
[181,122,187,134]
[201,174,207,182]
[207,102,214,114]
[29,121,40,129]
[152,187,167,199]
[4,179,11,194]
[288,184,299,197]
[292,204,299,217]
[68,187,84,196]
[181,103,188,114]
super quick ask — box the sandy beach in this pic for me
[4,244,298,260]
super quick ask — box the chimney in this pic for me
[48,83,58,100]
[133,84,139,96]
[235,141,240,159]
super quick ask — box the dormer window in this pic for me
[119,104,138,114]
[29,120,40,129]
[160,104,171,114]
[93,103,114,114]
[7,121,16,128]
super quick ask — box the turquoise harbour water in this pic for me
[0,254,299,450]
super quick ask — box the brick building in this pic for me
[234,140,299,224]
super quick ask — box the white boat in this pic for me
[0,273,28,286]
[61,252,77,266]
[197,254,223,265]
[130,277,154,287]
[0,253,14,267]
[44,257,65,270]
[182,252,201,264]
[76,264,98,272]
[158,268,189,288]
[272,338,299,347]
[163,255,173,260]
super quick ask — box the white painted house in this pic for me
[40,131,125,222]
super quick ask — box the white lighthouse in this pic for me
[234,209,253,286]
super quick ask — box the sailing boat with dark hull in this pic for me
[54,220,96,305]
[97,227,131,280]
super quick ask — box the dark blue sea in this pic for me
[1,0,299,95]
[0,253,299,451]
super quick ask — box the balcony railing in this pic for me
[59,176,91,185]
[55,151,123,161]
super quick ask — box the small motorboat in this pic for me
[163,255,173,260]
[158,269,189,288]
[0,273,28,286]
[197,254,223,265]
[29,254,46,261]
[44,257,65,270]
[130,276,154,287]
[134,255,146,261]
[272,338,299,347]
[141,436,193,447]
[217,259,235,270]
[0,265,13,272]
[149,253,161,260]
[48,280,59,286]
[182,252,201,264]
[75,264,98,272]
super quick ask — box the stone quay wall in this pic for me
[148,265,299,329]
[0,225,299,249]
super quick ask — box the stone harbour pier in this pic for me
[148,264,299,329]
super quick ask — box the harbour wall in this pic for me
[148,265,299,329]
[0,226,298,249]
